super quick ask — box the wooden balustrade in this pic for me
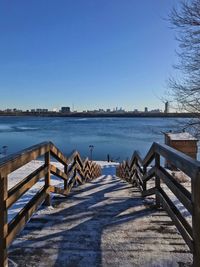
[116,142,200,267]
[0,142,101,267]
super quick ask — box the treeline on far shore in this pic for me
[0,111,199,118]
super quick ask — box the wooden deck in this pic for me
[8,166,192,267]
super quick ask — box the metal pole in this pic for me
[89,145,94,161]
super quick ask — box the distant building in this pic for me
[149,109,161,113]
[106,109,111,113]
[118,107,125,113]
[61,107,71,113]
[12,108,23,112]
[144,107,148,113]
[165,101,169,113]
[36,108,48,113]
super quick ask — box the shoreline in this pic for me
[0,112,198,118]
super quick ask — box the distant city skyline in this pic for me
[0,102,166,113]
[0,0,178,111]
[0,103,167,113]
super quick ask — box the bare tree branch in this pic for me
[168,0,200,135]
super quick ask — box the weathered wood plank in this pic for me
[76,154,83,169]
[7,186,48,247]
[44,151,51,206]
[49,185,70,196]
[142,187,156,197]
[159,188,193,251]
[135,162,144,175]
[66,151,79,165]
[156,166,192,213]
[50,142,68,166]
[0,142,50,175]
[135,166,143,181]
[0,173,8,267]
[50,164,68,181]
[143,143,156,167]
[192,170,200,266]
[7,165,47,209]
[142,165,147,191]
[67,160,77,176]
[130,151,143,166]
[155,153,161,208]
[135,175,143,192]
[143,142,200,180]
[64,164,68,190]
[142,166,156,182]
[154,143,200,180]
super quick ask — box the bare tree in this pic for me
[168,0,200,134]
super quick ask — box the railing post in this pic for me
[64,164,68,190]
[44,151,51,206]
[143,165,147,191]
[74,156,77,183]
[192,170,200,267]
[0,173,8,267]
[155,153,161,208]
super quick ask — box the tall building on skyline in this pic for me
[164,102,169,113]
[61,107,71,113]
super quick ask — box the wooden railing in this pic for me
[116,142,200,267]
[0,141,101,267]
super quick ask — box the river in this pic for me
[0,116,192,160]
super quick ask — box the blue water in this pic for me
[0,116,188,160]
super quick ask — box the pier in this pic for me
[0,142,199,266]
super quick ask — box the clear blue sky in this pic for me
[0,0,179,111]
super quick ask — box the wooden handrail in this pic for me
[66,150,79,165]
[116,142,200,266]
[143,142,200,179]
[0,141,101,267]
[7,165,48,209]
[156,166,192,213]
[0,142,50,175]
[49,142,68,166]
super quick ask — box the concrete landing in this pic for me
[9,170,192,266]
